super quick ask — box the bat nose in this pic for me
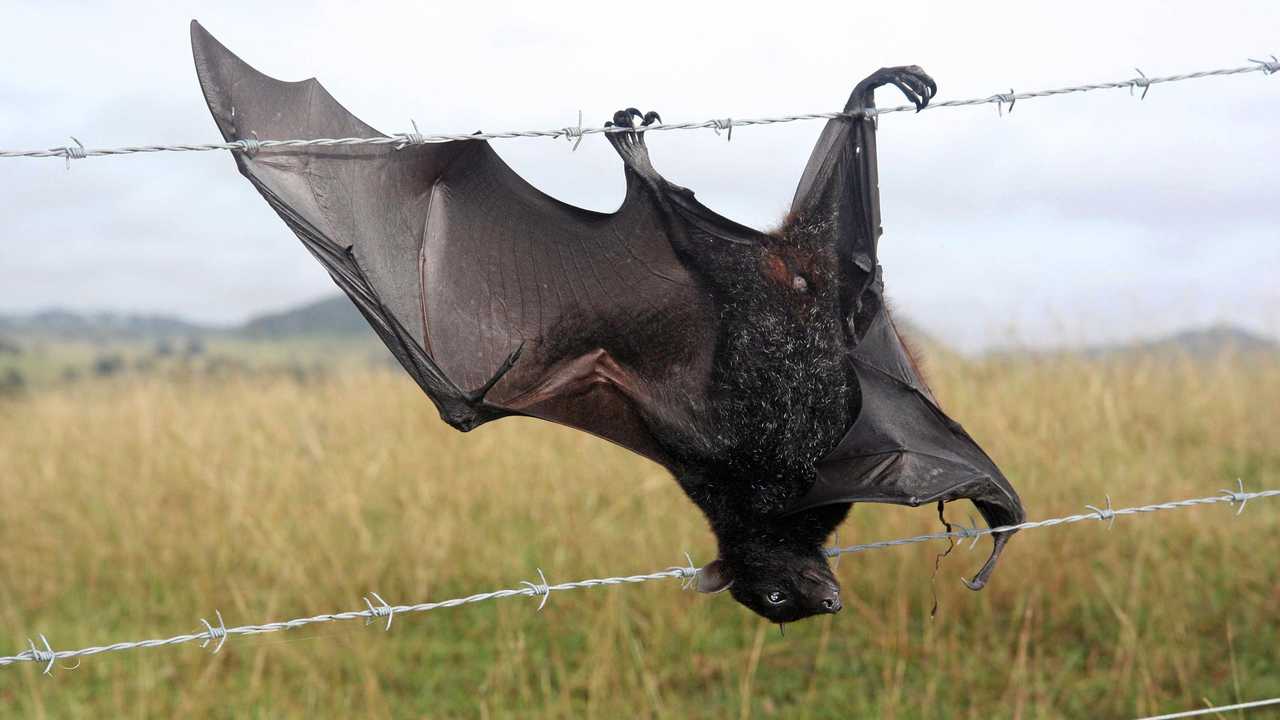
[820,592,842,613]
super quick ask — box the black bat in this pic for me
[191,21,1024,624]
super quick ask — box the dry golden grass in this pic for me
[1,351,1277,718]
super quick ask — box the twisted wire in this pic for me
[1,60,1274,163]
[1,486,1273,672]
[825,486,1279,556]
[1134,696,1280,720]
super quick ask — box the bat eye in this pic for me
[767,590,787,605]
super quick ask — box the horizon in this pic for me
[3,293,1276,357]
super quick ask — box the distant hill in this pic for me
[0,309,212,342]
[238,296,372,339]
[0,296,373,343]
[1085,324,1277,359]
[4,297,1272,361]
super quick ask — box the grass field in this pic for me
[1,350,1277,718]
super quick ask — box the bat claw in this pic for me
[849,65,937,114]
[960,528,1013,591]
[613,108,645,129]
[609,108,661,131]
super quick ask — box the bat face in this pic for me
[697,517,846,623]
[726,548,842,623]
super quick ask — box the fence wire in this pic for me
[1135,696,1280,720]
[2,483,1275,674]
[1,58,1276,165]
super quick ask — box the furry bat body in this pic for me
[191,21,1024,623]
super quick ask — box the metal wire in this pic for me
[1135,696,1280,720]
[1,484,1274,673]
[1,58,1275,164]
[824,482,1277,557]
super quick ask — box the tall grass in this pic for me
[1,351,1277,718]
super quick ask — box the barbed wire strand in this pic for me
[1134,696,1280,720]
[1,58,1276,164]
[1,484,1275,673]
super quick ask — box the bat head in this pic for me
[697,537,842,623]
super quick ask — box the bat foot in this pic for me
[849,66,937,113]
[604,108,666,185]
[605,107,662,130]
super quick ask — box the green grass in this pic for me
[0,351,1277,718]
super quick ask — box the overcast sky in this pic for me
[1,1,1277,352]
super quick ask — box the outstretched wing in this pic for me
[787,68,1025,589]
[191,22,716,467]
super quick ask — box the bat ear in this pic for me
[695,559,735,594]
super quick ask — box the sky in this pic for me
[1,0,1277,353]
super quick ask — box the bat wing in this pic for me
[786,68,1025,589]
[191,22,718,468]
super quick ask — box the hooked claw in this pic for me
[961,528,1014,590]
[847,65,937,114]
[605,107,661,129]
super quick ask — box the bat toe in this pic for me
[849,65,937,113]
[612,108,645,128]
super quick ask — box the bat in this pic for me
[191,21,1025,624]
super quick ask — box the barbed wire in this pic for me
[1,482,1274,674]
[824,480,1275,556]
[1135,696,1280,720]
[1,57,1276,166]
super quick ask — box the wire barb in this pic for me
[1251,55,1280,75]
[199,610,228,654]
[1220,478,1250,516]
[363,592,396,631]
[562,110,586,151]
[236,133,262,157]
[395,119,425,150]
[954,516,983,549]
[670,551,700,590]
[520,568,553,611]
[26,635,57,675]
[711,117,734,141]
[1086,494,1118,529]
[992,89,1016,116]
[1131,68,1153,100]
[60,137,86,169]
